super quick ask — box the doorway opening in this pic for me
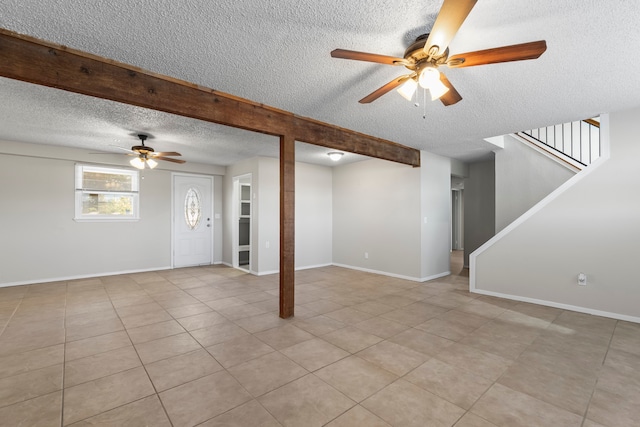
[232,174,252,272]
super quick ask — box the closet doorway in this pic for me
[232,174,252,272]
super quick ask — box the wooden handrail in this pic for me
[583,118,600,128]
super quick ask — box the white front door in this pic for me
[173,174,213,267]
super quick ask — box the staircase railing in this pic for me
[517,118,600,168]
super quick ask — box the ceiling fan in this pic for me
[112,134,186,169]
[331,0,547,105]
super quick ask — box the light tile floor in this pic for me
[0,252,638,426]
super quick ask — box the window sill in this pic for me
[73,218,140,223]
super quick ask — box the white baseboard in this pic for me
[2,263,452,289]
[420,271,452,282]
[0,266,172,288]
[217,263,334,276]
[331,263,450,283]
[471,288,640,324]
[296,263,333,271]
[254,269,278,276]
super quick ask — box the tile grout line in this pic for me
[0,289,25,339]
[157,274,279,426]
[579,318,619,427]
[62,276,173,426]
[60,281,68,427]
[453,308,560,427]
[6,262,630,426]
[116,279,175,427]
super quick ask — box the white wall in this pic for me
[222,156,333,274]
[295,162,333,269]
[463,159,495,267]
[495,135,575,231]
[256,157,280,274]
[473,109,640,321]
[332,158,423,279]
[0,140,224,286]
[420,151,452,280]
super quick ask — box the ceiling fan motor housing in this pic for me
[131,145,154,154]
[132,134,154,154]
[403,34,449,67]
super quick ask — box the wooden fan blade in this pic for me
[151,151,182,157]
[155,156,186,164]
[447,40,547,68]
[425,0,478,57]
[331,49,410,66]
[111,145,136,153]
[439,73,462,106]
[359,75,412,104]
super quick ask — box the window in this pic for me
[75,165,139,221]
[184,187,202,230]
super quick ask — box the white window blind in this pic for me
[74,165,140,221]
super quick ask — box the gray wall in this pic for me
[420,151,452,280]
[332,158,423,279]
[495,134,575,231]
[450,158,469,178]
[223,156,333,274]
[474,109,640,321]
[463,158,495,267]
[332,154,452,281]
[295,161,333,269]
[0,140,224,286]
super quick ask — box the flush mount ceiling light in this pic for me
[331,0,547,106]
[328,152,344,161]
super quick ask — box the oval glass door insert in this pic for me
[184,187,202,230]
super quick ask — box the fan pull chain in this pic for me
[423,88,427,119]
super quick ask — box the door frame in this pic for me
[232,173,252,272]
[451,188,464,251]
[171,172,214,268]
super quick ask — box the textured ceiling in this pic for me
[1,0,639,167]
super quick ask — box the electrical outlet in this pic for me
[364,252,368,259]
[578,273,587,286]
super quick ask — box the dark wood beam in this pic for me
[0,28,420,167]
[0,28,423,321]
[279,135,296,318]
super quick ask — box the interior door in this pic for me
[173,174,213,267]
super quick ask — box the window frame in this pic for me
[74,164,140,222]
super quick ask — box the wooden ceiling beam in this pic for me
[0,28,420,167]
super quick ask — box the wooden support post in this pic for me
[0,28,424,320]
[279,135,295,318]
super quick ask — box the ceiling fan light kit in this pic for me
[331,0,547,106]
[397,78,418,101]
[97,133,186,169]
[130,156,157,169]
